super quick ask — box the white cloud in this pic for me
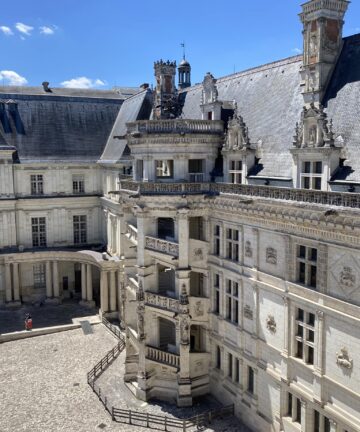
[15,22,34,36]
[40,26,55,35]
[61,77,106,89]
[292,48,302,54]
[0,26,13,36]
[0,70,28,86]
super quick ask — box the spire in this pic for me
[178,43,191,89]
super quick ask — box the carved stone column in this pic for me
[177,208,189,269]
[12,262,20,303]
[81,263,86,301]
[177,294,192,407]
[109,270,116,311]
[5,263,12,303]
[100,270,109,313]
[86,265,93,302]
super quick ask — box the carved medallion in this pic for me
[194,301,204,317]
[193,248,204,262]
[245,241,253,258]
[266,247,277,265]
[266,315,277,333]
[336,347,353,370]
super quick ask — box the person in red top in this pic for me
[25,314,33,331]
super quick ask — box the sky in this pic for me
[1,0,360,90]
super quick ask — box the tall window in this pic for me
[226,228,239,261]
[213,224,221,256]
[30,175,43,195]
[225,279,239,324]
[287,393,302,424]
[73,215,87,244]
[216,346,221,369]
[33,264,46,289]
[188,159,204,182]
[235,358,240,383]
[214,273,220,315]
[314,410,331,432]
[301,161,322,190]
[228,353,233,379]
[295,308,315,365]
[72,175,85,194]
[247,366,254,394]
[297,245,317,289]
[155,160,173,178]
[229,160,243,184]
[32,217,46,247]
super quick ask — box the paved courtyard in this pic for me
[1,324,252,432]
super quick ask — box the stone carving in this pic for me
[180,284,189,306]
[202,72,218,105]
[340,267,356,289]
[137,303,145,340]
[244,304,253,320]
[223,110,251,151]
[193,248,204,262]
[266,315,277,333]
[266,247,277,265]
[180,317,190,345]
[245,241,253,258]
[309,34,318,56]
[336,347,353,370]
[136,280,144,302]
[194,301,204,317]
[293,103,335,148]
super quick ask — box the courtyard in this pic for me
[0,322,251,432]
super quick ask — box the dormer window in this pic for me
[229,160,243,184]
[301,161,322,190]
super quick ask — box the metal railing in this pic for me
[111,404,235,431]
[118,180,360,209]
[102,316,125,342]
[87,340,125,383]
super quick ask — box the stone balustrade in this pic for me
[125,223,138,244]
[145,236,179,257]
[119,180,360,209]
[127,119,224,135]
[146,346,180,368]
[145,291,179,312]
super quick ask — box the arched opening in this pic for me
[190,324,207,353]
[158,317,177,353]
[190,271,205,297]
[158,264,176,297]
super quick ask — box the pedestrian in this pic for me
[25,314,33,331]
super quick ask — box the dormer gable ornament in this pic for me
[202,72,218,105]
[293,103,336,149]
[224,106,251,151]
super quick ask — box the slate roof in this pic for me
[180,34,360,182]
[99,89,153,164]
[0,89,127,162]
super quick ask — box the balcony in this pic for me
[146,345,180,369]
[119,181,360,209]
[125,223,138,245]
[127,119,224,136]
[145,291,179,313]
[145,236,179,257]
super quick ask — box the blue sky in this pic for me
[1,0,359,89]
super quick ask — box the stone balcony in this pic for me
[118,180,360,209]
[125,223,138,245]
[145,235,179,257]
[145,291,179,313]
[126,119,224,136]
[146,345,180,369]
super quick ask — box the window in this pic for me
[73,215,87,244]
[295,308,315,365]
[226,228,239,261]
[225,279,239,324]
[287,393,302,424]
[297,245,317,289]
[72,175,85,194]
[155,160,173,178]
[313,410,332,432]
[30,174,43,195]
[216,346,221,369]
[214,273,220,314]
[235,358,240,383]
[189,160,204,182]
[301,161,322,190]
[213,224,221,256]
[32,217,46,247]
[157,218,174,240]
[33,264,46,289]
[247,366,254,394]
[228,353,233,378]
[229,160,243,184]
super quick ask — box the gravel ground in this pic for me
[0,324,251,432]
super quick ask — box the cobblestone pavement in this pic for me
[0,300,98,334]
[1,324,252,432]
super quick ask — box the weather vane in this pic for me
[181,42,186,60]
